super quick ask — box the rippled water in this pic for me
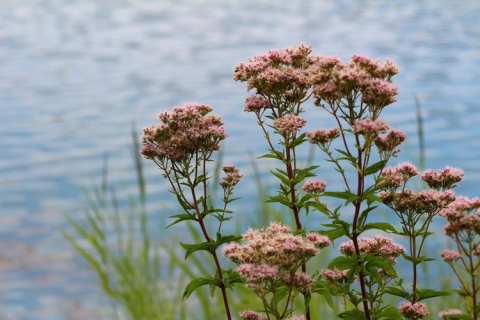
[1,0,479,318]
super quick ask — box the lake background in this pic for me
[1,0,479,319]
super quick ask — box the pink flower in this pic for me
[440,250,462,262]
[322,268,349,282]
[220,165,243,189]
[273,115,307,136]
[306,128,340,145]
[353,118,389,137]
[421,166,464,190]
[374,129,406,153]
[141,103,227,161]
[302,180,327,194]
[399,301,429,319]
[339,235,405,264]
[244,95,271,113]
[240,310,264,320]
[237,263,278,283]
[306,232,331,248]
[282,272,313,292]
[439,309,463,320]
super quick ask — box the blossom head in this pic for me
[273,114,307,137]
[421,166,464,190]
[399,301,429,319]
[141,103,227,161]
[220,165,243,190]
[302,180,327,195]
[439,309,463,320]
[234,44,317,112]
[440,250,462,262]
[306,128,340,146]
[339,235,405,265]
[240,310,264,320]
[322,268,349,283]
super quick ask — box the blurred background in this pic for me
[1,0,479,318]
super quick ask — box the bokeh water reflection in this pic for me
[1,0,479,318]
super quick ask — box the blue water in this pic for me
[1,0,479,318]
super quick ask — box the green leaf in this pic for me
[270,169,291,185]
[376,306,402,320]
[338,309,366,320]
[415,288,450,301]
[311,281,335,309]
[322,191,360,205]
[362,222,397,233]
[364,160,387,176]
[335,149,357,163]
[327,256,357,270]
[290,132,308,148]
[222,269,244,289]
[215,233,242,248]
[180,241,216,259]
[182,277,212,300]
[166,213,196,229]
[384,286,411,300]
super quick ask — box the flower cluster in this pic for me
[223,222,330,289]
[140,103,227,161]
[321,268,350,283]
[302,179,327,195]
[306,128,340,146]
[399,301,429,319]
[310,54,398,114]
[224,222,331,319]
[220,165,243,190]
[380,189,455,215]
[438,309,463,319]
[374,129,406,157]
[439,196,480,236]
[240,311,305,320]
[244,95,271,113]
[339,235,405,264]
[224,222,331,269]
[273,114,307,137]
[234,44,317,113]
[440,250,462,263]
[378,162,419,189]
[421,166,464,190]
[352,118,389,137]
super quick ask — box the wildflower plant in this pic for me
[141,103,243,320]
[438,196,480,319]
[133,44,475,320]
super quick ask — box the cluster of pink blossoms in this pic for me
[438,309,463,319]
[240,310,304,320]
[378,162,419,189]
[321,268,350,283]
[219,165,243,190]
[379,165,460,216]
[399,301,429,319]
[273,114,307,137]
[440,249,463,262]
[352,118,389,137]
[306,128,340,146]
[421,166,464,190]
[234,44,316,104]
[439,196,480,236]
[223,222,331,291]
[310,54,398,112]
[302,179,327,195]
[140,103,227,161]
[339,235,405,264]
